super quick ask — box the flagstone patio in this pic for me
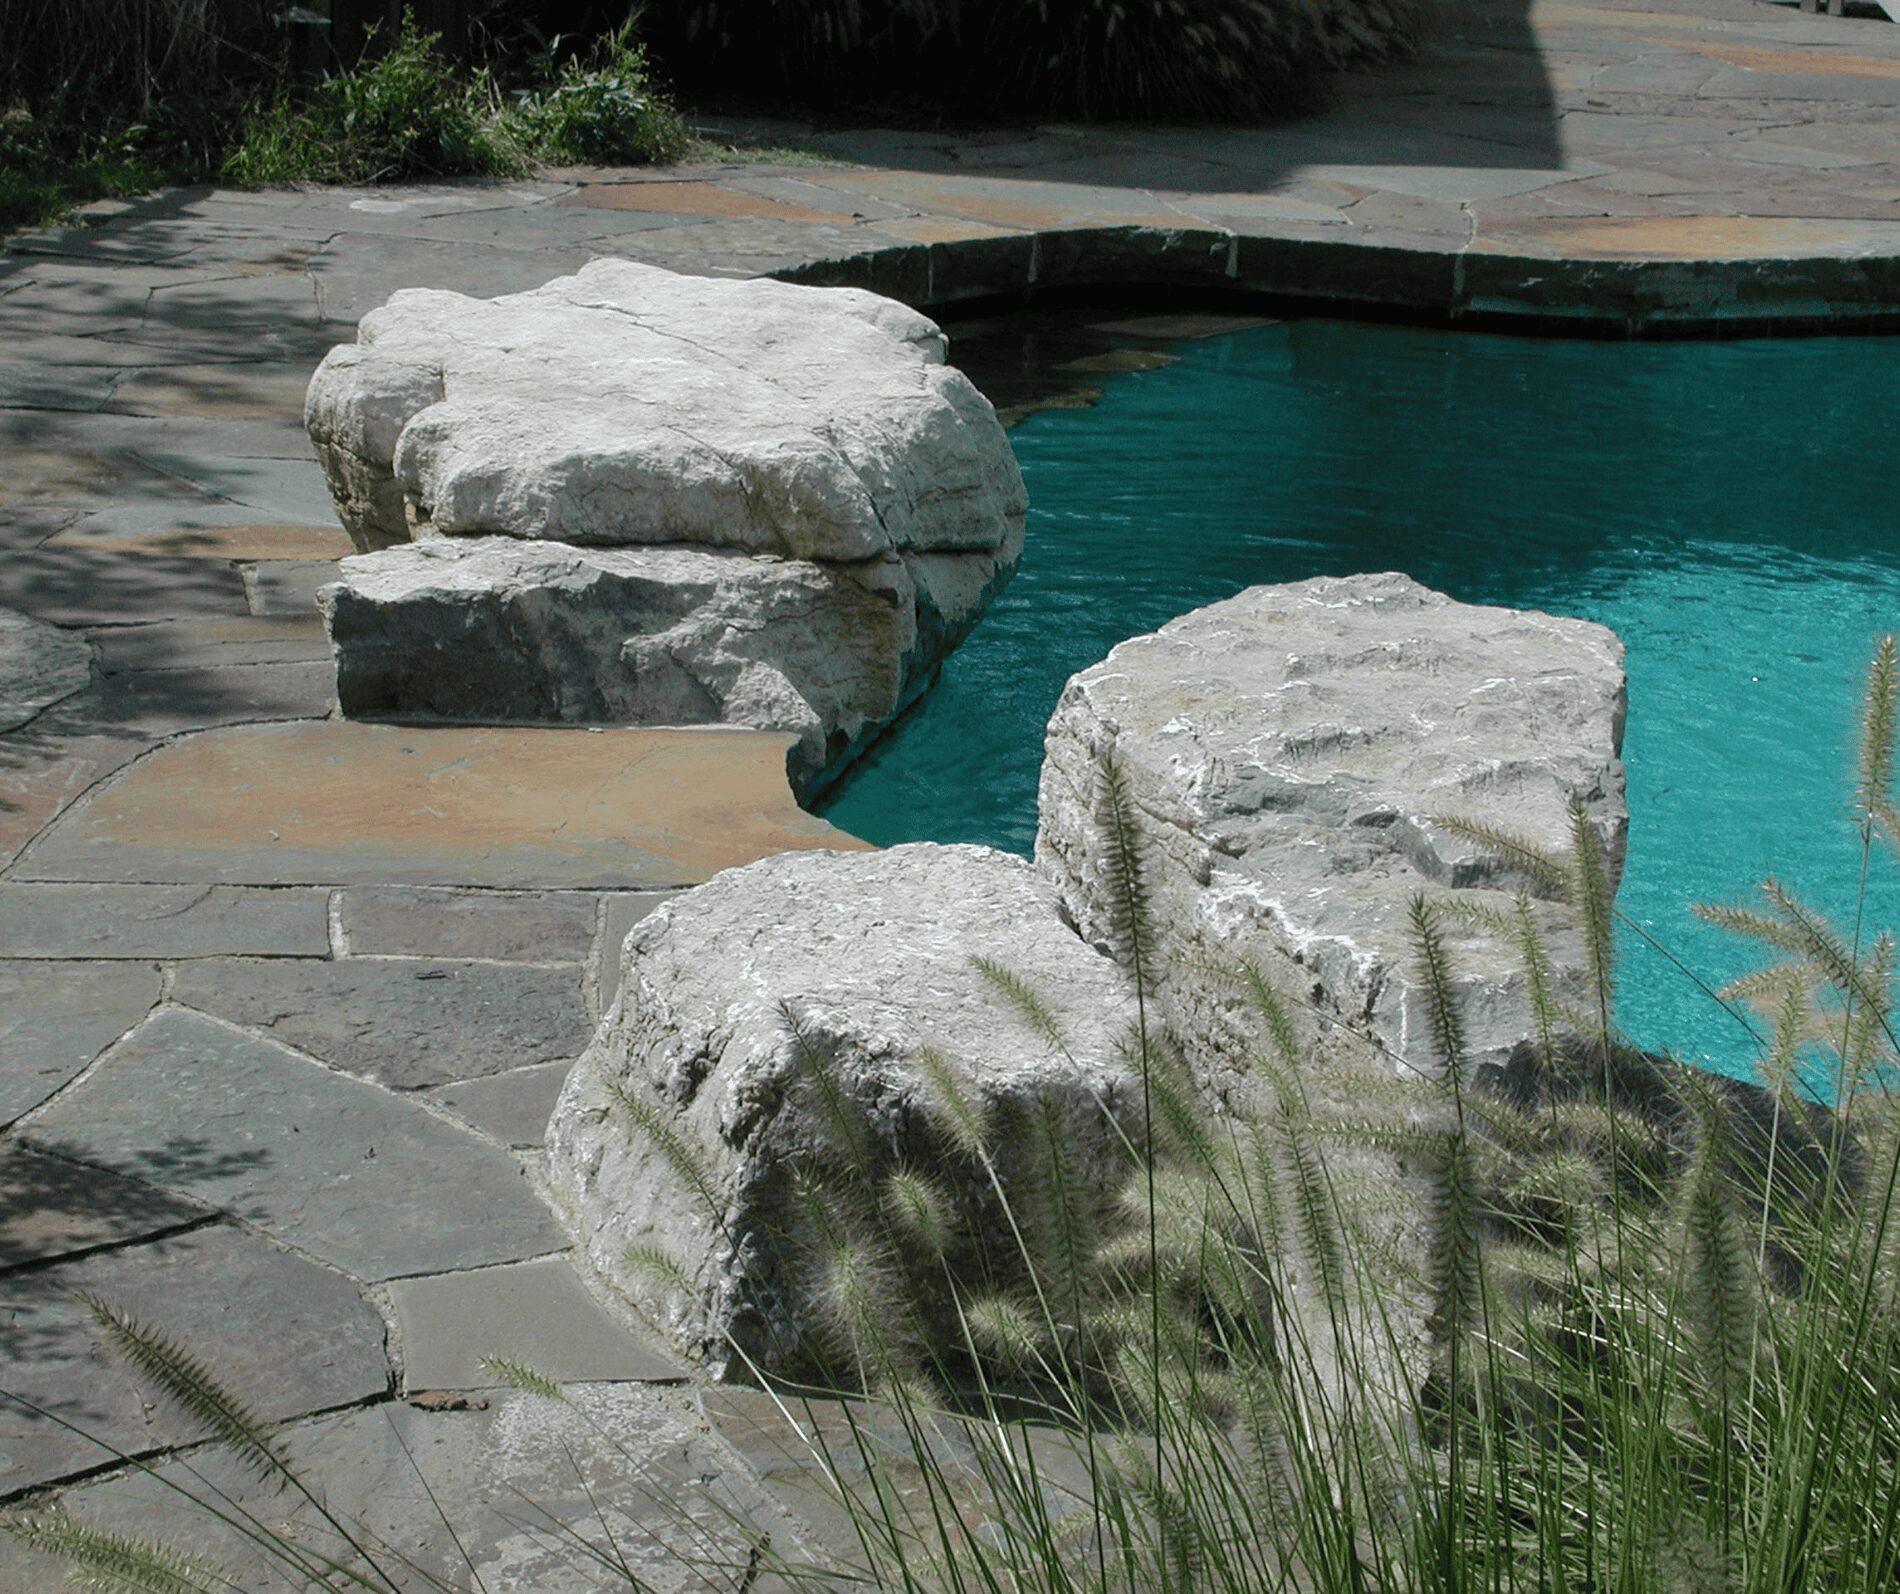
[3,0,1898,1583]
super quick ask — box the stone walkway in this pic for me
[3,0,1899,1585]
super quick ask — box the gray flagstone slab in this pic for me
[388,1257,682,1391]
[0,960,159,1128]
[168,956,590,1089]
[24,1007,565,1281]
[0,1223,390,1495]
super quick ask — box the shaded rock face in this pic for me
[307,259,1026,793]
[319,527,1021,797]
[1036,571,1628,1091]
[545,843,1137,1381]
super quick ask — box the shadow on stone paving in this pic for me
[12,1135,269,1228]
[0,1143,207,1274]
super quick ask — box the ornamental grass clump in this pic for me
[12,642,1900,1591]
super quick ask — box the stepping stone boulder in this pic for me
[307,259,1026,793]
[546,843,1137,1380]
[1037,571,1628,1090]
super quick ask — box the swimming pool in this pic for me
[816,316,1900,1081]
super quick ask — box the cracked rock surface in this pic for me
[307,258,1024,561]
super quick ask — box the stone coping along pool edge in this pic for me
[769,221,1900,337]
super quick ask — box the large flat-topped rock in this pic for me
[307,261,1025,787]
[305,257,1026,560]
[1037,572,1628,1081]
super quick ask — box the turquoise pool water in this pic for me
[816,318,1900,1080]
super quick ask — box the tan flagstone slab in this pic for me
[7,447,126,502]
[0,735,149,871]
[48,521,353,559]
[806,170,1189,231]
[1677,41,1900,84]
[16,720,871,889]
[873,215,1027,244]
[555,179,855,223]
[1531,2,1725,31]
[1472,213,1900,260]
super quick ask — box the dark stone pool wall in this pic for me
[776,223,1900,339]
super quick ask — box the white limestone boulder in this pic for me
[1036,572,1628,1091]
[318,529,1020,795]
[305,258,1026,561]
[545,843,1139,1380]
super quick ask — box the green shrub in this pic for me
[0,108,168,231]
[0,0,249,124]
[0,8,690,231]
[509,22,691,167]
[222,17,526,186]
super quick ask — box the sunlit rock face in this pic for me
[1036,571,1629,1092]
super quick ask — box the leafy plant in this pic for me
[508,21,691,166]
[221,14,525,186]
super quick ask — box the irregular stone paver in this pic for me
[88,616,330,673]
[50,506,350,560]
[389,1258,683,1391]
[243,557,337,618]
[0,960,159,1128]
[0,883,329,959]
[703,1386,1096,1567]
[0,608,90,733]
[0,733,150,871]
[24,1008,564,1281]
[105,360,316,422]
[170,956,589,1088]
[0,549,249,627]
[594,890,676,1013]
[127,451,337,524]
[0,1384,807,1592]
[0,363,120,412]
[340,885,600,962]
[15,721,869,889]
[0,1143,202,1268]
[426,1060,573,1148]
[43,658,336,738]
[0,1224,389,1495]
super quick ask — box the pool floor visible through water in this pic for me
[816,315,1900,1082]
